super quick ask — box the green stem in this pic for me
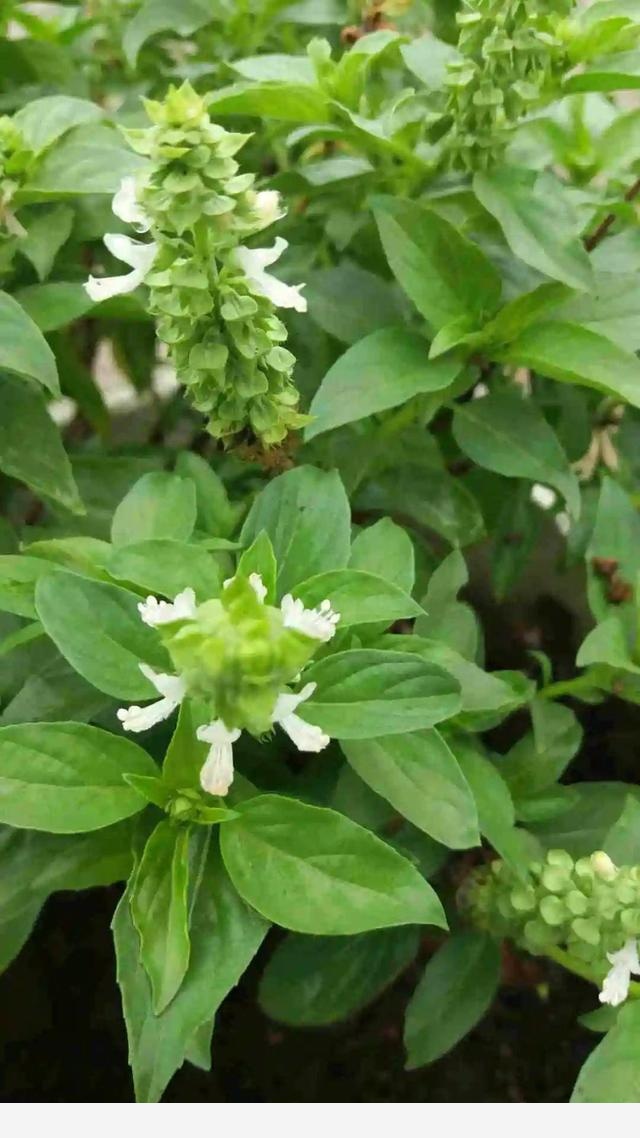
[538,673,598,701]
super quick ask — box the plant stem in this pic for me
[584,176,640,252]
[545,945,640,999]
[538,674,598,701]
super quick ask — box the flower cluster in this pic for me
[85,81,307,446]
[443,0,571,171]
[117,573,339,797]
[463,848,640,1007]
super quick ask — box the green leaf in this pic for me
[174,452,238,538]
[400,34,461,90]
[303,649,461,738]
[0,819,134,922]
[221,794,447,934]
[604,794,640,864]
[349,518,415,593]
[208,81,329,124]
[18,205,74,282]
[130,820,191,1013]
[404,932,501,1068]
[111,472,197,546]
[0,653,110,727]
[295,569,422,627]
[15,282,94,332]
[231,53,316,83]
[0,555,54,619]
[497,699,583,797]
[373,197,501,333]
[0,900,42,976]
[306,327,461,439]
[0,373,82,512]
[377,634,520,718]
[474,168,594,291]
[357,466,485,547]
[304,264,406,345]
[0,722,157,832]
[259,927,419,1026]
[343,730,479,849]
[453,391,580,517]
[35,571,170,700]
[28,125,148,197]
[113,838,268,1102]
[496,321,640,410]
[0,292,58,393]
[123,0,212,66]
[577,614,640,673]
[454,737,529,875]
[564,50,640,93]
[108,540,220,603]
[571,1000,640,1101]
[237,531,277,604]
[587,477,640,623]
[162,701,208,792]
[13,95,103,152]
[531,782,640,857]
[240,466,351,597]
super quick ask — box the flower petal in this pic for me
[196,720,241,796]
[116,695,178,732]
[280,595,339,641]
[138,587,197,627]
[103,233,157,272]
[279,711,330,753]
[112,176,150,232]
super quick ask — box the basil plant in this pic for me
[3,0,640,1104]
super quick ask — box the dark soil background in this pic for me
[1,572,637,1102]
[0,884,597,1103]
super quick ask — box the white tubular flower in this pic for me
[223,572,267,602]
[272,681,330,753]
[531,483,557,511]
[599,939,640,1007]
[85,233,158,302]
[232,237,307,313]
[280,594,340,642]
[197,720,241,796]
[138,587,197,627]
[117,664,186,733]
[112,176,150,232]
[253,190,285,229]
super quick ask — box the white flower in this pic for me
[232,237,307,313]
[272,681,330,752]
[85,233,158,302]
[280,594,339,642]
[599,939,640,1007]
[253,190,285,229]
[223,572,267,602]
[112,176,150,233]
[138,587,197,628]
[197,720,241,796]
[531,483,557,511]
[117,664,186,733]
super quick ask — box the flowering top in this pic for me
[84,81,307,447]
[117,574,339,798]
[463,847,640,1008]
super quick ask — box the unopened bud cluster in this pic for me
[443,0,572,171]
[129,83,306,445]
[464,848,640,964]
[86,82,307,447]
